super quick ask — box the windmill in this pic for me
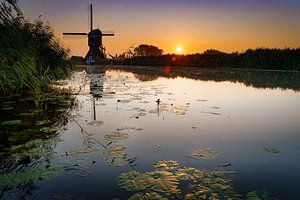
[63,4,115,64]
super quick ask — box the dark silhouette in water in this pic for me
[63,4,115,64]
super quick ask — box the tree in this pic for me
[133,44,163,57]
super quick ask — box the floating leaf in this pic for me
[1,120,22,126]
[153,160,179,171]
[87,120,104,126]
[264,147,279,154]
[117,160,239,199]
[69,147,97,156]
[117,171,149,191]
[117,126,143,131]
[104,131,129,141]
[129,192,168,200]
[36,120,51,126]
[40,127,59,133]
[175,167,204,180]
[0,165,62,186]
[103,144,125,157]
[190,148,219,160]
[209,106,220,109]
[165,105,188,115]
[106,157,129,167]
[246,189,271,200]
[144,170,180,194]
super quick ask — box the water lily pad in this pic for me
[1,120,22,126]
[87,120,104,126]
[117,126,143,131]
[144,170,180,194]
[40,127,59,133]
[129,192,168,200]
[166,105,188,115]
[246,189,271,200]
[117,171,149,191]
[0,165,62,186]
[153,160,179,171]
[104,131,129,141]
[106,157,129,167]
[264,147,279,154]
[69,147,97,156]
[190,148,219,160]
[36,120,51,126]
[103,144,125,157]
[175,167,204,180]
[10,138,60,160]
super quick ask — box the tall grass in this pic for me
[0,0,73,95]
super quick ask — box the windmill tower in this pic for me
[63,4,115,64]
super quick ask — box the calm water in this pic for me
[1,65,300,200]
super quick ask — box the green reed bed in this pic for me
[0,0,73,95]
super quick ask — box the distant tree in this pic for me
[133,44,163,57]
[203,49,226,55]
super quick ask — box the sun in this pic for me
[176,46,183,54]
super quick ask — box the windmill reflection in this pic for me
[86,65,106,121]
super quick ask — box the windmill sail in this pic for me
[90,4,93,32]
[62,3,115,64]
[63,33,88,36]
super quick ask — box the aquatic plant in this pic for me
[104,131,129,141]
[264,147,279,154]
[0,165,62,186]
[190,148,219,160]
[103,144,125,157]
[0,0,73,95]
[246,189,272,200]
[129,192,168,200]
[1,119,22,125]
[117,160,239,199]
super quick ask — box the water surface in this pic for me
[1,65,300,199]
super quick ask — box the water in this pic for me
[1,65,300,200]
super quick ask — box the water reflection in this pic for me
[1,65,300,199]
[112,65,300,91]
[0,88,78,200]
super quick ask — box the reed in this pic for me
[0,0,73,95]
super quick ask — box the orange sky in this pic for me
[20,0,300,57]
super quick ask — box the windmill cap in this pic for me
[89,29,102,36]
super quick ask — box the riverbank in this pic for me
[0,1,73,96]
[112,48,300,71]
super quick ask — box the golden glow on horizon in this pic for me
[176,46,183,54]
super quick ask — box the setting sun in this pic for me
[176,46,183,54]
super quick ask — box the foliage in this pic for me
[115,48,300,71]
[0,0,73,94]
[117,160,239,199]
[134,44,163,57]
[1,119,22,125]
[0,165,62,186]
[190,148,219,160]
[246,189,272,200]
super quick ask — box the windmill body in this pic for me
[63,4,114,64]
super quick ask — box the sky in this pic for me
[19,0,300,57]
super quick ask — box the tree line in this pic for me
[114,46,300,71]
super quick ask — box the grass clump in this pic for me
[0,0,73,95]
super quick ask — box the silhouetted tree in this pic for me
[133,44,163,57]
